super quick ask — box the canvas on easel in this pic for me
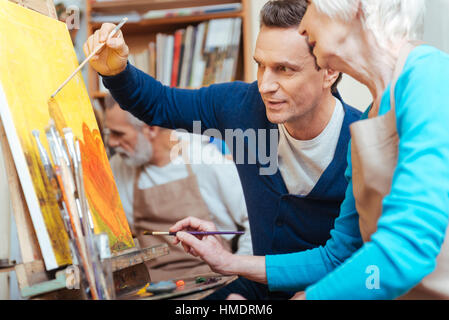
[0,0,134,271]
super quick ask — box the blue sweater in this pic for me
[266,45,449,299]
[102,64,362,261]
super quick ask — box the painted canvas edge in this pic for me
[0,83,58,270]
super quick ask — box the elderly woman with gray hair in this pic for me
[267,0,449,299]
[166,0,449,300]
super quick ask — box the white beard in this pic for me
[115,132,153,167]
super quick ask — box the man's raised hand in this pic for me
[83,23,129,76]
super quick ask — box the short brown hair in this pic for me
[260,0,307,28]
[260,0,342,93]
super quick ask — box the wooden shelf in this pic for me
[91,0,240,11]
[86,0,253,99]
[90,11,245,31]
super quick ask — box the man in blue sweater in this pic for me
[84,0,362,299]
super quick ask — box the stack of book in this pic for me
[129,18,242,88]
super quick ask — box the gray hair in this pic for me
[104,93,145,130]
[313,0,426,48]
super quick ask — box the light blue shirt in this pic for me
[265,45,449,299]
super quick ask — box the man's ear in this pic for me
[142,125,158,140]
[323,68,340,91]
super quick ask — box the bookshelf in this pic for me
[86,0,253,99]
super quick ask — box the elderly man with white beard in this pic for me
[103,95,252,282]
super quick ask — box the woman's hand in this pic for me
[83,23,129,76]
[170,216,234,274]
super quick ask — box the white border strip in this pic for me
[0,83,58,270]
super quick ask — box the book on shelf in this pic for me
[163,35,175,86]
[171,29,184,87]
[98,17,242,91]
[179,25,195,88]
[156,33,163,83]
[190,22,207,88]
[148,42,156,78]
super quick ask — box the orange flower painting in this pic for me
[79,123,133,251]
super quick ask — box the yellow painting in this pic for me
[0,0,134,270]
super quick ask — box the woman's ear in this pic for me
[353,0,362,20]
[323,68,341,91]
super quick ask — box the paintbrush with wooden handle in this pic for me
[50,17,128,99]
[47,123,100,300]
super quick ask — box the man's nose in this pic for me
[259,70,279,94]
[107,135,119,148]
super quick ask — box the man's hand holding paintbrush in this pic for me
[83,22,130,77]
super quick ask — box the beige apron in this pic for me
[350,42,449,299]
[133,149,213,282]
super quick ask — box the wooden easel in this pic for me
[0,0,169,299]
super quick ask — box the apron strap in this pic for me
[133,166,144,189]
